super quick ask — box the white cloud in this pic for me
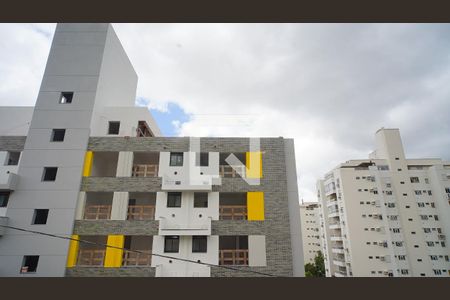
[1,23,450,202]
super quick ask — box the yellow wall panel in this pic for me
[246,152,262,178]
[247,192,265,221]
[82,151,93,177]
[104,235,125,268]
[66,235,80,268]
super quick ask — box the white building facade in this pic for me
[299,202,322,265]
[317,128,450,277]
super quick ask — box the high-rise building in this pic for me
[317,128,450,277]
[0,23,304,277]
[299,202,321,265]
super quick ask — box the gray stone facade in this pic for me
[66,266,155,277]
[0,136,26,151]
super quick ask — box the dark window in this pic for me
[42,167,58,181]
[32,209,49,225]
[59,92,73,104]
[192,236,207,253]
[0,192,10,207]
[21,256,39,273]
[170,152,183,166]
[108,121,120,135]
[167,192,182,207]
[6,151,20,165]
[51,129,66,142]
[164,236,179,253]
[398,169,402,171]
[196,152,209,167]
[194,192,208,208]
[395,157,399,160]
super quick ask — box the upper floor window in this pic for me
[194,192,208,208]
[170,152,183,166]
[167,192,182,208]
[410,177,420,183]
[192,236,207,253]
[32,209,49,225]
[51,129,66,142]
[5,151,20,166]
[21,256,39,273]
[164,236,179,253]
[59,92,73,104]
[108,121,120,135]
[42,167,58,182]
[0,192,10,207]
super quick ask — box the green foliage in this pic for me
[304,251,325,277]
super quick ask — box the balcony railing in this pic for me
[83,205,112,220]
[219,205,247,220]
[219,165,246,178]
[219,249,249,265]
[122,250,152,266]
[77,249,106,266]
[132,164,159,177]
[127,205,155,220]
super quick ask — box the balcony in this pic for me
[333,260,346,267]
[90,152,118,177]
[132,152,159,177]
[0,168,19,191]
[330,235,343,242]
[332,247,344,254]
[122,236,153,266]
[328,211,340,218]
[82,192,113,220]
[219,152,246,178]
[334,271,347,277]
[219,236,249,266]
[77,249,106,266]
[219,192,247,220]
[158,217,211,236]
[127,192,156,220]
[438,234,446,241]
[329,223,341,230]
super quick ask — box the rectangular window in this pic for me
[0,192,10,207]
[192,236,208,253]
[398,255,406,260]
[401,269,409,275]
[167,192,182,208]
[425,178,429,184]
[32,209,49,225]
[196,152,209,167]
[164,236,179,253]
[169,152,183,166]
[386,191,393,195]
[59,92,73,104]
[428,190,432,196]
[5,151,20,166]
[427,241,434,247]
[51,129,66,142]
[21,256,39,273]
[42,167,58,181]
[194,192,208,208]
[415,190,422,195]
[108,121,120,135]
[410,177,420,183]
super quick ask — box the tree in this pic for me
[304,251,325,277]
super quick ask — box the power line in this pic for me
[0,224,277,277]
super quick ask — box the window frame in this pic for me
[42,167,58,182]
[50,129,66,142]
[192,236,208,253]
[193,192,208,208]
[21,255,40,273]
[169,152,184,167]
[167,192,182,208]
[59,92,73,104]
[108,121,121,135]
[32,209,49,225]
[164,236,180,253]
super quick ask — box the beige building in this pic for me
[317,128,450,277]
[299,202,322,265]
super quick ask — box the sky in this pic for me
[0,23,449,202]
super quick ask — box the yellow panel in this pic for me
[247,192,265,221]
[246,152,262,178]
[82,151,93,177]
[104,235,125,268]
[66,235,80,268]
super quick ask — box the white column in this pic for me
[116,151,133,177]
[74,192,86,220]
[249,235,267,266]
[111,192,128,220]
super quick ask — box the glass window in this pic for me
[194,192,208,208]
[0,192,10,207]
[196,152,209,167]
[167,192,182,208]
[21,256,39,273]
[42,167,58,181]
[170,152,184,166]
[59,92,73,104]
[192,236,207,253]
[32,209,49,225]
[108,121,120,135]
[164,236,179,253]
[51,129,66,142]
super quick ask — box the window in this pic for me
[398,169,402,171]
[0,191,10,208]
[194,192,208,208]
[192,236,207,253]
[411,231,416,234]
[434,215,439,221]
[386,183,392,188]
[400,181,405,184]
[386,191,393,195]
[164,236,180,253]
[5,151,20,165]
[59,92,73,104]
[387,203,395,208]
[32,209,49,225]
[428,190,432,196]
[430,255,438,261]
[196,153,209,167]
[401,269,409,275]
[108,121,120,135]
[42,167,58,181]
[425,178,429,184]
[398,255,406,260]
[51,129,65,142]
[427,241,434,247]
[410,177,420,183]
[167,192,182,207]
[393,228,400,233]
[421,215,428,220]
[418,203,425,208]
[403,193,407,196]
[356,177,360,180]
[424,228,431,233]
[170,152,183,166]
[21,256,39,273]
[415,190,422,195]
[395,157,399,160]
[395,241,403,246]
[433,269,442,275]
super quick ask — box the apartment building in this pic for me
[0,23,304,277]
[317,128,450,277]
[299,202,321,264]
